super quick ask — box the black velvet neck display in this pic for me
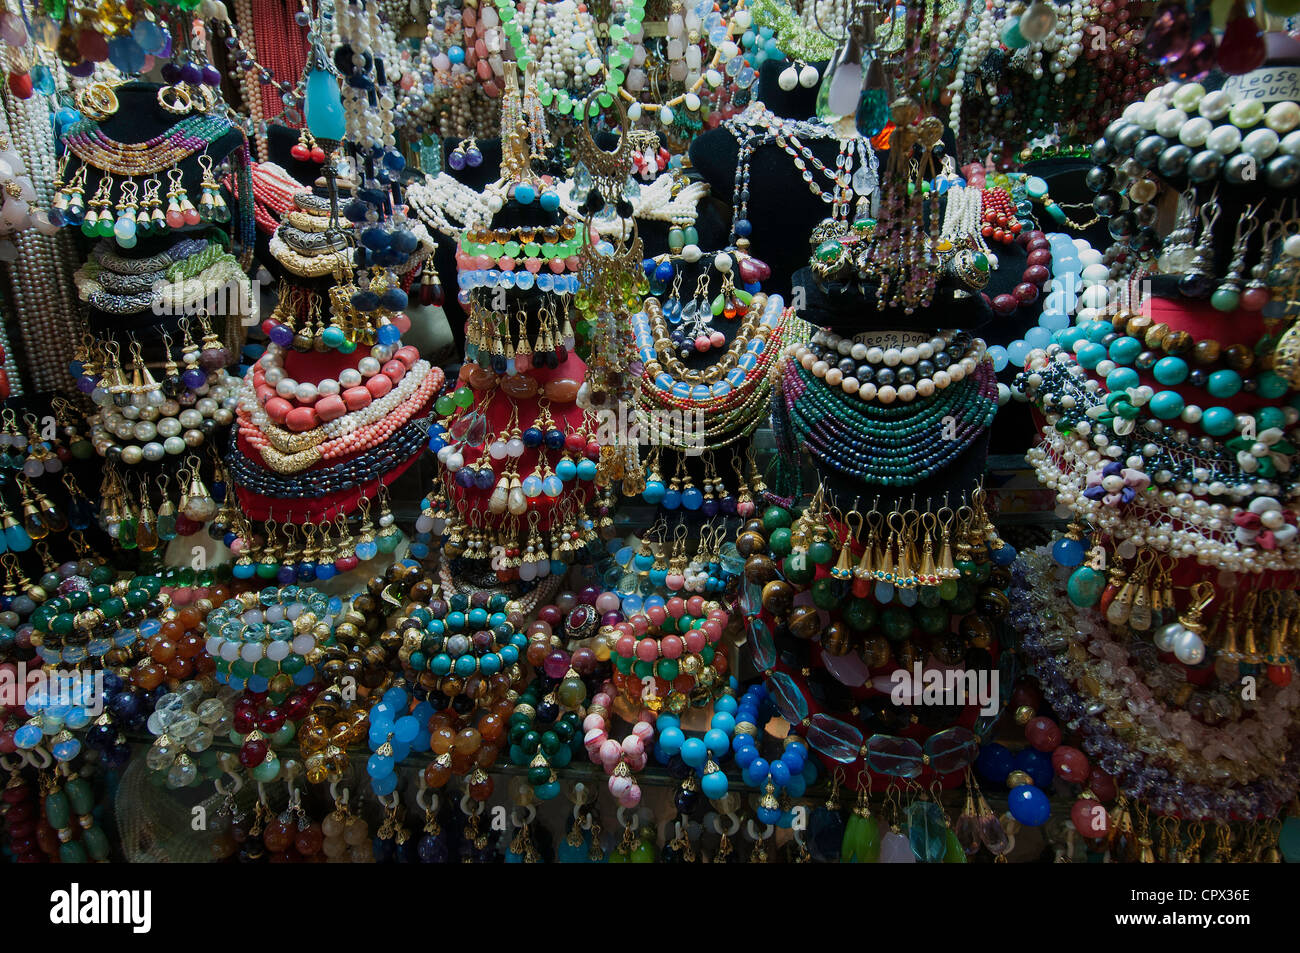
[689,61,847,298]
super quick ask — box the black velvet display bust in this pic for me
[689,61,842,298]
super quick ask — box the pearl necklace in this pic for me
[256,341,408,405]
[556,173,707,240]
[89,371,240,463]
[790,333,986,405]
[3,60,79,393]
[405,173,499,239]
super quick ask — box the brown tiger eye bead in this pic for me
[1144,322,1169,348]
[934,633,966,665]
[862,635,891,668]
[1191,339,1221,365]
[822,621,853,656]
[736,531,768,558]
[787,604,822,640]
[743,554,778,584]
[1162,329,1193,355]
[1223,343,1253,372]
[760,580,795,618]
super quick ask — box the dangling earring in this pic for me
[448,137,482,171]
[1212,201,1263,313]
[197,155,230,224]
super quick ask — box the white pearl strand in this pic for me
[556,173,707,239]
[1,51,80,393]
[1122,80,1300,163]
[335,1,398,155]
[90,376,240,463]
[405,173,501,238]
[258,340,397,404]
[1022,347,1300,573]
[1028,434,1300,573]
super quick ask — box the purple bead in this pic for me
[418,832,448,863]
[700,499,718,518]
[202,64,222,86]
[447,150,465,171]
[543,650,570,679]
[68,60,95,78]
[577,586,600,606]
[76,377,95,394]
[160,61,182,84]
[453,468,474,488]
[465,147,482,167]
[181,368,207,390]
[601,611,622,627]
[269,325,295,347]
[180,62,202,85]
[276,565,296,584]
[473,468,495,490]
[200,348,228,370]
[720,496,737,516]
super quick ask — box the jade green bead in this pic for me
[762,506,792,533]
[44,790,70,828]
[844,598,877,630]
[881,606,913,642]
[808,540,834,565]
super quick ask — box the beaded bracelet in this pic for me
[205,585,342,691]
[29,572,165,659]
[366,684,433,797]
[507,675,586,799]
[733,683,812,821]
[582,681,652,809]
[655,697,737,801]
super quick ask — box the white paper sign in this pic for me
[1221,67,1300,104]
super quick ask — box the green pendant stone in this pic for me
[811,577,840,609]
[915,605,950,635]
[44,790,70,828]
[943,829,967,863]
[1067,565,1106,607]
[808,540,834,564]
[783,551,814,585]
[881,605,913,642]
[814,239,843,262]
[1211,287,1240,312]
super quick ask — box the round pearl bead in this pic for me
[1197,89,1231,120]
[1266,101,1300,134]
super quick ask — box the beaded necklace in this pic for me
[634,292,789,452]
[779,357,998,485]
[61,115,235,176]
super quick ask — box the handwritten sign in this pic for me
[849,330,934,348]
[1221,67,1300,104]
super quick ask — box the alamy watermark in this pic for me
[150,279,260,324]
[889,663,1000,717]
[0,664,106,716]
[591,401,707,455]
